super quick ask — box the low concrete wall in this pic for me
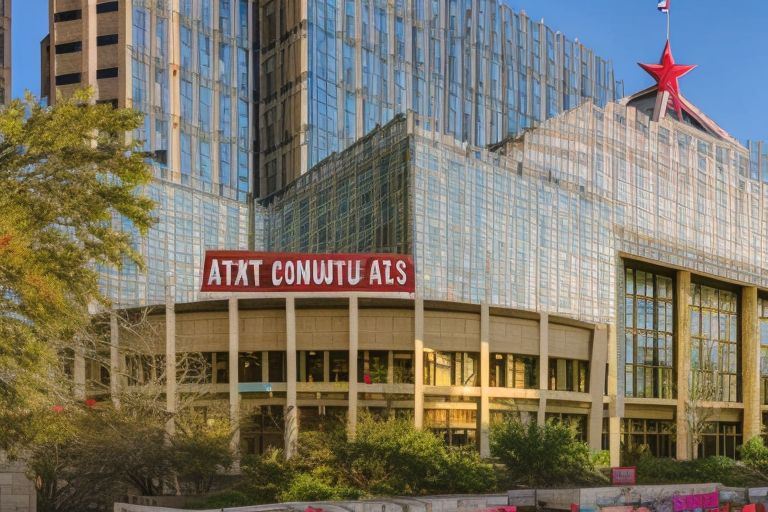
[114,494,510,512]
[0,458,36,512]
[508,483,743,510]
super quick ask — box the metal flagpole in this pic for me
[666,6,670,40]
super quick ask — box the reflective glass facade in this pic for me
[263,104,768,323]
[93,0,254,306]
[258,0,625,196]
[100,180,250,306]
[130,0,251,201]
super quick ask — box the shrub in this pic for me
[636,454,768,487]
[741,437,768,473]
[279,473,360,502]
[490,419,599,487]
[236,449,295,504]
[437,446,497,493]
[592,450,611,468]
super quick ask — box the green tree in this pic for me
[740,436,768,474]
[0,90,155,449]
[172,408,235,494]
[304,415,496,496]
[490,419,597,487]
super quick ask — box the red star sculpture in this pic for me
[638,40,696,120]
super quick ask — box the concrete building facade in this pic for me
[255,0,625,196]
[43,1,628,307]
[77,88,768,464]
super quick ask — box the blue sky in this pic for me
[12,0,768,142]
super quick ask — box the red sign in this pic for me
[200,251,415,295]
[610,466,636,486]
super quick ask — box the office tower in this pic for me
[254,0,624,196]
[43,0,254,306]
[0,0,10,104]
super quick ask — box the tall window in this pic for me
[201,0,212,31]
[424,351,479,386]
[357,350,388,383]
[549,358,588,392]
[180,26,192,68]
[624,267,674,398]
[621,419,676,458]
[219,142,231,187]
[180,133,192,182]
[132,8,147,50]
[239,352,262,382]
[298,351,324,382]
[761,299,768,404]
[698,422,742,459]
[199,33,211,78]
[199,86,211,131]
[219,44,232,85]
[219,0,232,35]
[690,284,738,402]
[180,79,193,120]
[131,59,147,107]
[156,17,167,60]
[490,353,538,388]
[199,141,211,183]
[219,93,231,136]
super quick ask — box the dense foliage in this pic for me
[29,402,234,512]
[490,419,602,487]
[189,416,497,509]
[635,452,768,487]
[0,90,155,449]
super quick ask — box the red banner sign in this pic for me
[200,251,415,294]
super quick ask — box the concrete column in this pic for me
[261,351,269,383]
[228,298,240,457]
[742,286,761,441]
[285,296,298,459]
[588,325,609,451]
[348,296,359,439]
[414,299,425,429]
[73,344,86,401]
[110,311,120,408]
[538,313,549,425]
[83,0,97,94]
[479,304,491,457]
[165,273,177,436]
[607,324,622,467]
[675,270,691,460]
[169,0,182,180]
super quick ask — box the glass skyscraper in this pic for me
[256,0,625,196]
[41,0,626,305]
[43,0,254,306]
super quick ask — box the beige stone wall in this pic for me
[548,324,592,360]
[295,308,349,350]
[176,312,229,352]
[359,308,414,350]
[424,310,481,352]
[489,316,539,355]
[239,309,287,351]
